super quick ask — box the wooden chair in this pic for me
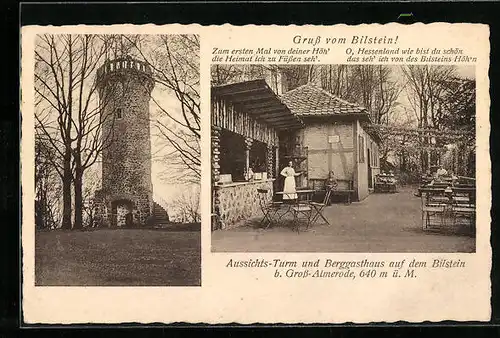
[309,187,333,226]
[421,190,446,230]
[451,187,476,229]
[257,188,283,229]
[291,198,313,233]
[451,204,475,229]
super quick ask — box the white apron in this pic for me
[281,167,297,200]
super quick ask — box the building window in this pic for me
[359,135,365,163]
[115,108,123,119]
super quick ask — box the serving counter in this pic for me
[213,179,275,229]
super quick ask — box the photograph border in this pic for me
[7,1,499,329]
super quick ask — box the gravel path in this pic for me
[211,188,475,253]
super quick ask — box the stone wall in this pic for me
[214,180,274,229]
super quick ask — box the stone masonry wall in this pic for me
[214,180,274,229]
[95,58,154,226]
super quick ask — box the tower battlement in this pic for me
[96,56,154,94]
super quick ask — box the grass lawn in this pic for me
[35,228,201,286]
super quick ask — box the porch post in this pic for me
[275,146,279,177]
[267,144,275,179]
[211,125,223,229]
[244,137,253,177]
[212,125,221,183]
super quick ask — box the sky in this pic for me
[456,65,475,79]
[149,90,193,214]
[388,65,475,125]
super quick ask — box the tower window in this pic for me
[115,108,123,119]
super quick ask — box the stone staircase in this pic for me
[153,201,170,225]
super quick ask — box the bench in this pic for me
[330,179,355,204]
[310,179,355,204]
[374,181,397,193]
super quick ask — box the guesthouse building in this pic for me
[280,83,381,201]
[211,78,381,229]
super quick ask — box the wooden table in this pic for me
[276,189,315,200]
[418,187,446,195]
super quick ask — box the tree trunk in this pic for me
[73,178,83,229]
[73,155,83,229]
[61,150,72,229]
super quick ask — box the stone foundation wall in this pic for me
[93,190,151,227]
[214,179,274,229]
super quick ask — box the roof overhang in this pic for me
[299,112,371,123]
[211,79,304,131]
[360,121,382,144]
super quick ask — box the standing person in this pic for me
[280,161,302,200]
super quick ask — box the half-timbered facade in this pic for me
[280,83,381,201]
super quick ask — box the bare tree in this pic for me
[211,64,252,86]
[211,64,271,87]
[372,66,403,124]
[69,35,122,229]
[35,135,62,229]
[81,167,101,227]
[318,65,402,124]
[320,65,358,102]
[401,65,457,171]
[35,34,77,229]
[172,187,201,223]
[125,35,201,184]
[35,34,118,229]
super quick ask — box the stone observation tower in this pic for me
[93,56,166,227]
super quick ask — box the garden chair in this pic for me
[257,188,283,229]
[451,204,475,229]
[421,190,446,230]
[291,189,313,233]
[309,187,333,226]
[291,197,313,233]
[451,188,476,229]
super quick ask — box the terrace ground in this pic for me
[211,187,475,253]
[35,226,201,286]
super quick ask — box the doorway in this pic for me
[111,199,134,227]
